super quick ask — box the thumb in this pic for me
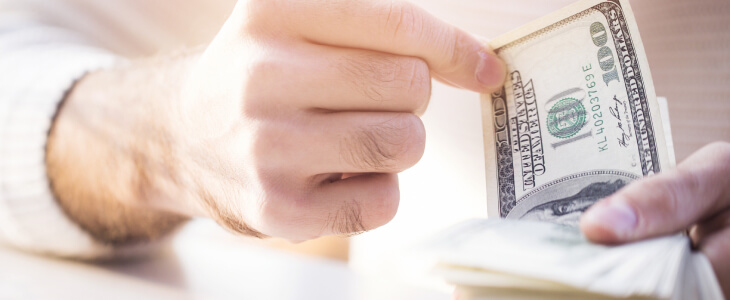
[580,142,730,244]
[427,33,507,93]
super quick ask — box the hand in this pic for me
[580,142,730,297]
[47,0,506,244]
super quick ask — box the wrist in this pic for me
[46,50,202,245]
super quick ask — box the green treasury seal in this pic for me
[546,97,586,139]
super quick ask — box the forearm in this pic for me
[46,52,202,246]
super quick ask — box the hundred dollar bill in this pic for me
[482,0,672,224]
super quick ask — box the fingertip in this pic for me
[580,197,638,244]
[475,50,507,92]
[364,173,401,228]
[321,173,401,233]
[580,211,622,244]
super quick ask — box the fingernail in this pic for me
[475,51,506,90]
[583,198,637,238]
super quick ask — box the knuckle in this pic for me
[340,54,431,111]
[629,170,699,229]
[247,56,282,80]
[243,59,282,111]
[650,176,682,208]
[401,114,427,162]
[621,179,675,232]
[658,169,697,219]
[364,178,400,229]
[370,56,402,87]
[330,176,399,235]
[328,200,367,236]
[671,168,703,198]
[250,119,309,171]
[382,1,424,39]
[343,114,425,171]
[250,123,286,165]
[340,53,398,102]
[403,58,432,110]
[441,29,472,73]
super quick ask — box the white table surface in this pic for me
[0,219,449,300]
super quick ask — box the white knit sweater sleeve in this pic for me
[0,9,125,258]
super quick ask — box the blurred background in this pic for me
[1,0,728,298]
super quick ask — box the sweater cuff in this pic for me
[0,44,142,259]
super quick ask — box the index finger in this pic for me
[250,0,506,92]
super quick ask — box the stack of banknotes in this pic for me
[423,0,724,298]
[424,219,722,299]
